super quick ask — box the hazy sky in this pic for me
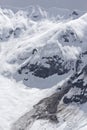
[0,0,87,11]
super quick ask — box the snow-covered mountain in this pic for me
[0,6,87,130]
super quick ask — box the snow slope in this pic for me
[0,75,55,130]
[0,7,87,130]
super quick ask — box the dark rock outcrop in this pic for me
[18,55,73,78]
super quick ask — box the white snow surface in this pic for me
[0,7,87,130]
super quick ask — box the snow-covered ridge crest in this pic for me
[0,6,85,42]
[0,6,48,41]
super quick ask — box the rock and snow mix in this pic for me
[0,6,87,130]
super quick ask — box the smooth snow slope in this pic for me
[0,7,87,130]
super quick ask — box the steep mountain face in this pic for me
[12,14,86,88]
[63,53,87,104]
[0,6,87,130]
